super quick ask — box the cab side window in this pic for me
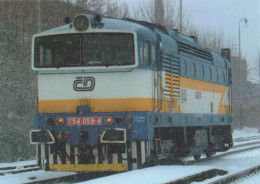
[140,41,149,66]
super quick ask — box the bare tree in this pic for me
[133,0,192,33]
[120,2,130,18]
[194,29,238,56]
[74,0,126,18]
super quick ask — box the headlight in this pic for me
[105,117,113,125]
[46,118,55,125]
[56,118,64,126]
[74,15,89,31]
[115,116,123,125]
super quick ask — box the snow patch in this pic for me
[233,127,259,139]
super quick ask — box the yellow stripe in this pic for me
[180,77,229,114]
[49,163,127,172]
[180,77,227,93]
[39,98,153,113]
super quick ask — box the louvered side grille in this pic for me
[179,42,213,61]
[162,54,180,102]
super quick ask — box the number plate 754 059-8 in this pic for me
[67,117,102,126]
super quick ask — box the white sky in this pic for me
[119,0,260,81]
[184,0,260,77]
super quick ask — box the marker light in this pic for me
[115,116,123,125]
[46,118,55,125]
[62,134,69,139]
[105,117,113,125]
[56,134,62,139]
[74,15,89,31]
[223,51,228,56]
[56,118,64,126]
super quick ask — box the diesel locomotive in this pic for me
[30,14,233,172]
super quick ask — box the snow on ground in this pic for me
[192,149,260,184]
[78,165,214,184]
[1,127,260,184]
[0,170,76,184]
[78,127,260,184]
[234,170,260,184]
[0,160,37,168]
[233,127,260,139]
[79,149,260,184]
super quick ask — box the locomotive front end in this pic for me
[30,15,151,172]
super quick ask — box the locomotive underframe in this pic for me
[33,111,233,172]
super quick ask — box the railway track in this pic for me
[233,135,260,142]
[0,164,39,176]
[24,173,78,184]
[179,139,260,166]
[31,138,260,184]
[209,164,260,184]
[167,164,260,184]
[24,172,115,184]
[166,138,260,184]
[1,135,260,183]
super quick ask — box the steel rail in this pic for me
[165,142,260,183]
[0,164,37,171]
[0,167,39,176]
[182,144,260,166]
[208,164,260,184]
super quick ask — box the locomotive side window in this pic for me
[140,41,149,66]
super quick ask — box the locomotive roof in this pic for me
[47,16,200,46]
[40,14,230,68]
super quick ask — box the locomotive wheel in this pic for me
[206,151,215,158]
[194,154,201,161]
[170,144,183,163]
[143,150,158,167]
[173,156,182,162]
[206,151,213,158]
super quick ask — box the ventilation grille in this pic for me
[162,54,180,101]
[179,42,213,61]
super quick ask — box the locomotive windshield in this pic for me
[34,33,135,68]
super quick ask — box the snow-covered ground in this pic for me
[1,127,260,184]
[0,160,36,168]
[233,127,260,139]
[79,149,260,184]
[0,170,76,184]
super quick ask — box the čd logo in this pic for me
[73,77,95,91]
